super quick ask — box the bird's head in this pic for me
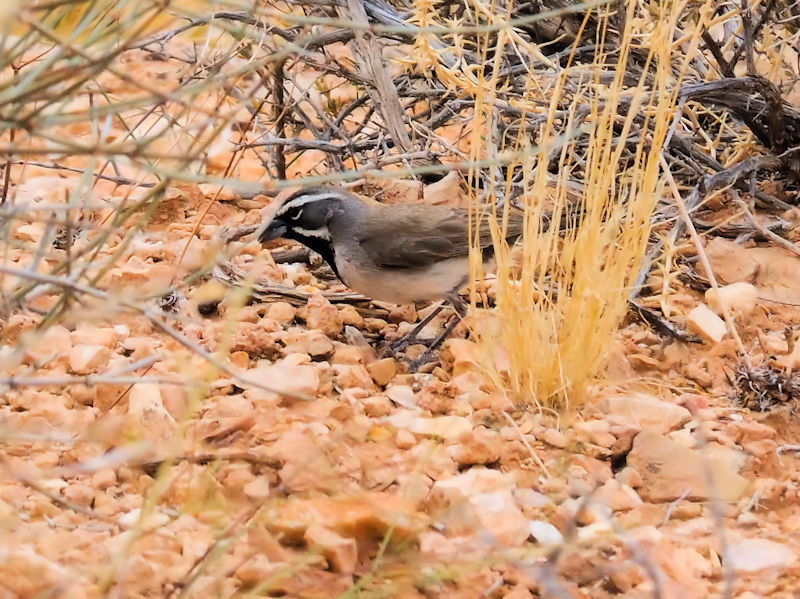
[258,186,350,245]
[257,186,358,277]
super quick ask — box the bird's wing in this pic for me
[358,206,524,269]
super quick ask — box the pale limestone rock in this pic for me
[91,469,117,491]
[686,304,728,343]
[364,317,387,333]
[467,489,530,546]
[540,428,569,448]
[419,531,484,559]
[395,429,416,449]
[749,246,800,305]
[423,171,466,207]
[576,520,614,540]
[444,338,481,375]
[24,325,71,364]
[333,364,375,391]
[513,488,553,513]
[727,420,776,444]
[447,428,502,466]
[447,371,484,397]
[0,548,75,597]
[411,415,472,440]
[267,301,296,324]
[726,538,797,573]
[433,468,513,504]
[592,479,643,511]
[62,484,94,507]
[338,304,364,328]
[432,471,530,546]
[282,329,333,357]
[244,357,320,404]
[127,383,176,440]
[626,431,750,502]
[603,393,691,434]
[117,508,170,528]
[705,282,759,317]
[361,395,392,417]
[388,411,472,440]
[702,237,759,283]
[234,555,281,585]
[14,222,45,243]
[704,442,748,473]
[528,520,564,545]
[243,476,271,501]
[388,304,417,324]
[304,524,358,574]
[576,500,612,526]
[385,385,418,409]
[70,326,119,347]
[574,420,616,448]
[263,493,425,541]
[331,342,374,365]
[297,294,342,337]
[366,357,396,386]
[69,344,111,374]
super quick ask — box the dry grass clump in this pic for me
[420,0,699,408]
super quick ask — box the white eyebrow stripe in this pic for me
[293,226,331,240]
[275,193,337,215]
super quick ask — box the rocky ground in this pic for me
[3,163,800,599]
[3,30,800,599]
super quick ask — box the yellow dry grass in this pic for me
[408,0,713,408]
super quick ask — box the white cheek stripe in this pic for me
[276,193,336,215]
[294,226,331,240]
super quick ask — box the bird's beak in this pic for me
[257,219,288,243]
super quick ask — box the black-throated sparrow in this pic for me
[257,185,530,307]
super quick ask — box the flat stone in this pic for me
[385,385,418,409]
[705,282,759,316]
[69,344,111,375]
[127,383,176,440]
[603,394,692,434]
[407,415,472,440]
[433,468,513,504]
[702,237,759,284]
[282,329,333,357]
[304,524,358,574]
[528,520,564,545]
[592,479,643,511]
[244,358,320,403]
[263,493,426,542]
[297,294,343,337]
[432,469,529,546]
[366,358,397,386]
[687,303,727,343]
[387,410,472,441]
[726,538,797,573]
[467,489,530,546]
[541,428,569,448]
[626,431,750,502]
[749,246,800,305]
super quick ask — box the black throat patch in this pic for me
[286,231,342,281]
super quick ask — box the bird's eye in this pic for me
[289,210,303,221]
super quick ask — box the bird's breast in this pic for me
[335,254,473,304]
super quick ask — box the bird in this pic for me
[256,185,530,308]
[255,185,555,362]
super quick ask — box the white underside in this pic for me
[336,255,472,304]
